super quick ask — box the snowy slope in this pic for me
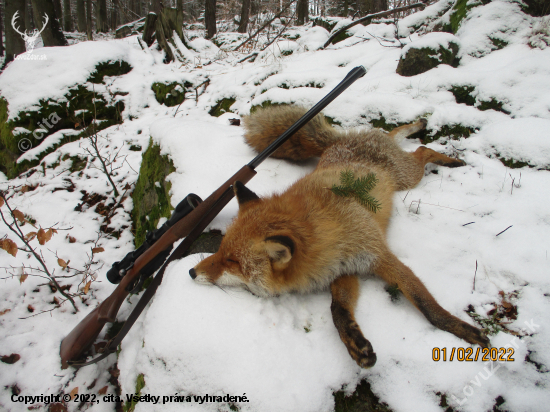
[1,1,550,412]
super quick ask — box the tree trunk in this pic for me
[142,12,157,46]
[237,0,250,33]
[111,0,118,29]
[204,0,216,39]
[0,1,4,56]
[25,0,33,30]
[4,0,27,65]
[96,0,108,32]
[151,0,161,14]
[53,0,61,21]
[76,0,85,31]
[30,0,68,46]
[86,0,93,40]
[297,0,308,25]
[63,0,72,31]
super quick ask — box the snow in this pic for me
[1,1,550,412]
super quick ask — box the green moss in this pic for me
[497,157,530,169]
[331,30,353,45]
[334,379,392,412]
[489,37,508,50]
[129,144,142,151]
[450,85,476,106]
[132,139,175,247]
[69,155,88,172]
[396,42,460,77]
[152,81,190,107]
[385,284,400,302]
[281,50,294,56]
[324,116,341,126]
[425,124,476,143]
[449,0,475,34]
[477,98,510,114]
[312,17,339,32]
[209,98,236,117]
[88,60,132,84]
[123,373,145,412]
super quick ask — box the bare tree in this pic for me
[76,0,86,31]
[30,0,68,46]
[297,0,308,25]
[0,1,5,57]
[63,0,72,31]
[86,0,92,39]
[53,0,61,20]
[97,0,108,32]
[205,0,216,39]
[238,0,251,33]
[111,0,119,29]
[4,0,27,65]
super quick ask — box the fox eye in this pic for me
[227,258,239,264]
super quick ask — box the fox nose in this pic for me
[189,268,197,279]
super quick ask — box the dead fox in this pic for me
[190,105,489,368]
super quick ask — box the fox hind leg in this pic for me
[330,275,377,368]
[387,118,428,140]
[412,146,466,168]
[374,252,490,348]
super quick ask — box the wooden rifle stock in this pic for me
[60,65,366,368]
[60,166,256,368]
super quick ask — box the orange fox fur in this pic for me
[190,105,489,368]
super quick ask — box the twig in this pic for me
[322,3,426,49]
[233,0,297,51]
[260,11,296,52]
[462,222,475,226]
[473,260,478,291]
[496,225,513,237]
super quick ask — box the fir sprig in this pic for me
[330,170,381,213]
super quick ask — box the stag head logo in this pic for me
[11,11,49,54]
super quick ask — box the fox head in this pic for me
[189,182,298,297]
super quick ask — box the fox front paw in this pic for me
[341,322,377,368]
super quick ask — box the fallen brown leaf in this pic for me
[70,387,78,401]
[0,309,11,316]
[1,354,21,364]
[98,386,108,395]
[92,247,105,254]
[19,274,28,284]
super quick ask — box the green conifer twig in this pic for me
[330,170,381,213]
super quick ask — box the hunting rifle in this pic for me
[60,65,366,368]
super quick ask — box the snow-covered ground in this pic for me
[1,1,549,411]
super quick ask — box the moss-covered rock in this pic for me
[448,0,489,34]
[152,81,190,107]
[209,97,236,117]
[0,79,125,179]
[312,16,340,32]
[131,140,175,247]
[396,41,460,77]
[88,60,133,84]
[0,60,130,179]
[425,123,477,143]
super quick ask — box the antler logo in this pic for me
[11,11,49,54]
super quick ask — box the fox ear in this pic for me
[265,235,294,268]
[234,181,260,206]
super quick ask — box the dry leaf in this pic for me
[0,197,4,207]
[98,386,108,395]
[58,258,68,269]
[20,186,29,193]
[37,228,46,245]
[83,281,91,294]
[0,309,11,316]
[70,387,79,400]
[67,235,76,243]
[25,232,37,241]
[19,274,28,284]
[27,305,34,313]
[92,247,105,254]
[12,209,25,223]
[1,354,20,364]
[45,228,53,242]
[53,296,60,305]
[0,238,18,257]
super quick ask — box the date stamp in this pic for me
[432,347,514,362]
